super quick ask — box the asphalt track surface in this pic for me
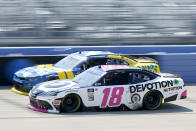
[0,86,196,131]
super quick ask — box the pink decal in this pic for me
[101,88,111,107]
[101,87,124,107]
[181,90,187,99]
[27,104,48,113]
[101,65,110,71]
[101,65,129,71]
[109,87,124,106]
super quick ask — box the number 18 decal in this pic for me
[101,87,124,107]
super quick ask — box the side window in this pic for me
[80,62,90,71]
[88,58,107,67]
[106,58,128,65]
[129,71,157,84]
[97,71,129,86]
[80,58,107,71]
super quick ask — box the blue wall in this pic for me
[158,54,196,83]
[0,45,195,84]
[1,45,196,56]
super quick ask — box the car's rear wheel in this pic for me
[61,94,81,113]
[143,91,162,110]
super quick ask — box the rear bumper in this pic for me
[180,90,187,99]
[164,89,187,103]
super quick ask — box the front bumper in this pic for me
[12,80,32,95]
[27,104,48,113]
[11,87,29,96]
[28,96,60,113]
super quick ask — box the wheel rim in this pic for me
[144,92,162,110]
[147,94,159,105]
[62,94,81,112]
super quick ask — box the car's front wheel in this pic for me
[143,91,162,110]
[61,94,81,113]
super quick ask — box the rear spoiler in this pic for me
[138,57,158,64]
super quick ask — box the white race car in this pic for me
[28,65,187,113]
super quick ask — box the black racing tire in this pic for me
[61,94,81,113]
[143,91,162,110]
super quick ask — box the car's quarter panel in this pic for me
[107,55,160,73]
[128,77,186,109]
[135,63,160,73]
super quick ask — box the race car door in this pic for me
[85,70,131,108]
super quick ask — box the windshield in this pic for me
[73,67,105,86]
[55,55,84,69]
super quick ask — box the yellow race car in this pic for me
[12,51,160,95]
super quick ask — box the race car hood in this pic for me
[15,64,73,79]
[31,79,79,96]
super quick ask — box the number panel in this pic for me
[101,87,124,108]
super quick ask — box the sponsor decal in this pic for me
[130,80,174,93]
[88,93,95,101]
[87,88,95,101]
[131,94,141,103]
[87,88,94,92]
[87,94,94,101]
[53,100,61,105]
[173,79,179,85]
[164,86,183,92]
[138,65,158,73]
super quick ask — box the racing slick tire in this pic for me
[143,91,163,110]
[61,94,81,113]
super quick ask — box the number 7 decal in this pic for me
[101,87,124,107]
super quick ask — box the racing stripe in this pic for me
[38,64,53,69]
[46,64,53,68]
[66,71,74,79]
[57,72,67,79]
[38,65,45,68]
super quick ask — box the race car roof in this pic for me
[75,51,114,57]
[101,65,140,71]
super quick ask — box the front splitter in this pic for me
[11,87,29,96]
